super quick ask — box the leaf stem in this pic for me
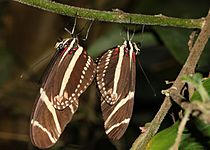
[13,0,204,29]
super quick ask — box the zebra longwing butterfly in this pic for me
[30,37,96,149]
[96,40,140,140]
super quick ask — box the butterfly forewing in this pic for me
[97,40,137,140]
[51,45,96,110]
[97,45,131,105]
[30,38,96,149]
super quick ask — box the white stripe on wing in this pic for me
[105,118,130,134]
[40,88,61,135]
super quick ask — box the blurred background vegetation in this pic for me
[0,0,209,149]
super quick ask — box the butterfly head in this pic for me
[55,37,79,52]
[124,40,141,55]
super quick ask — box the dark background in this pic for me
[0,0,209,149]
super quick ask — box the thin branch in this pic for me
[131,9,210,150]
[13,0,204,29]
[188,31,197,51]
[170,109,191,150]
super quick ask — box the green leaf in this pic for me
[182,73,209,102]
[190,76,210,102]
[193,118,210,139]
[182,73,203,86]
[147,121,205,150]
[154,27,210,72]
[146,122,180,150]
[154,27,190,64]
[179,136,204,150]
[178,118,210,150]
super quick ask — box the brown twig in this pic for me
[131,9,210,150]
[188,31,197,51]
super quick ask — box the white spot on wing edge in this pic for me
[32,120,57,144]
[84,66,88,70]
[40,88,61,135]
[105,118,130,135]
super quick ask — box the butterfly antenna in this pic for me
[130,28,135,41]
[140,24,145,43]
[71,17,77,34]
[64,27,72,35]
[76,21,90,38]
[83,21,94,41]
[137,58,156,96]
[127,27,130,41]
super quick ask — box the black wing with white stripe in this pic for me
[96,40,139,140]
[30,38,96,149]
